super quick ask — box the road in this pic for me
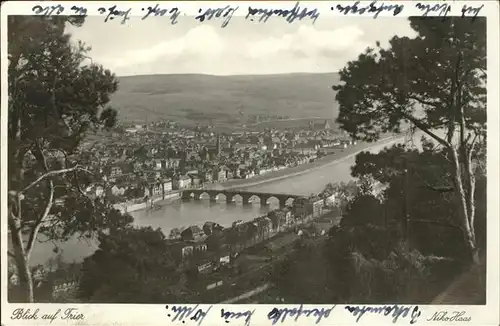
[432,254,486,304]
[247,116,328,126]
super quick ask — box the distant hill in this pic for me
[110,73,341,126]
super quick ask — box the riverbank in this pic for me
[211,134,404,191]
[117,134,404,214]
[113,191,181,214]
[118,134,405,214]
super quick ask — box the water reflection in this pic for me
[132,198,279,231]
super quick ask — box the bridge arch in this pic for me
[214,192,227,201]
[231,194,243,202]
[181,190,196,200]
[198,191,211,200]
[265,195,280,205]
[248,195,261,203]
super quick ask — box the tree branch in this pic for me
[400,112,450,148]
[407,94,442,109]
[410,219,462,230]
[26,180,54,261]
[468,131,479,163]
[56,148,95,205]
[8,250,16,259]
[477,67,487,79]
[20,165,92,194]
[25,144,55,261]
[422,185,455,193]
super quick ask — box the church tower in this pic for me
[216,133,221,157]
[324,120,330,130]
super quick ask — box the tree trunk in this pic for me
[450,148,479,264]
[10,222,35,302]
[18,256,35,303]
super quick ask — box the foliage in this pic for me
[206,227,224,252]
[270,239,334,303]
[268,209,286,230]
[350,142,486,259]
[298,141,487,303]
[320,225,464,303]
[245,222,258,244]
[322,180,359,212]
[333,17,485,141]
[341,194,385,228]
[342,249,435,303]
[78,227,189,303]
[168,228,181,240]
[226,227,241,251]
[333,17,486,263]
[7,16,128,302]
[291,197,312,219]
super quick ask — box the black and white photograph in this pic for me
[2,1,496,321]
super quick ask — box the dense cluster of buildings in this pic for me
[152,191,332,292]
[8,192,334,300]
[81,120,354,206]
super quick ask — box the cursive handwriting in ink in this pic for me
[267,305,335,325]
[345,305,421,324]
[166,304,212,326]
[415,3,451,17]
[334,1,404,18]
[461,4,484,20]
[427,310,471,322]
[221,308,255,326]
[246,2,319,24]
[141,4,180,25]
[32,4,65,16]
[98,5,131,24]
[195,6,239,28]
[70,5,87,17]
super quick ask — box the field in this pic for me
[110,73,341,127]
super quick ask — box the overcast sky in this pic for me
[67,16,417,76]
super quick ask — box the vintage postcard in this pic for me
[1,1,499,325]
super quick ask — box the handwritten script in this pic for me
[345,305,421,324]
[333,1,404,18]
[267,305,336,325]
[221,308,255,326]
[165,304,212,326]
[142,4,180,24]
[195,5,239,28]
[246,2,319,24]
[30,1,486,26]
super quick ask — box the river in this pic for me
[28,136,411,266]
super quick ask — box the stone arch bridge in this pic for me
[181,189,302,208]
